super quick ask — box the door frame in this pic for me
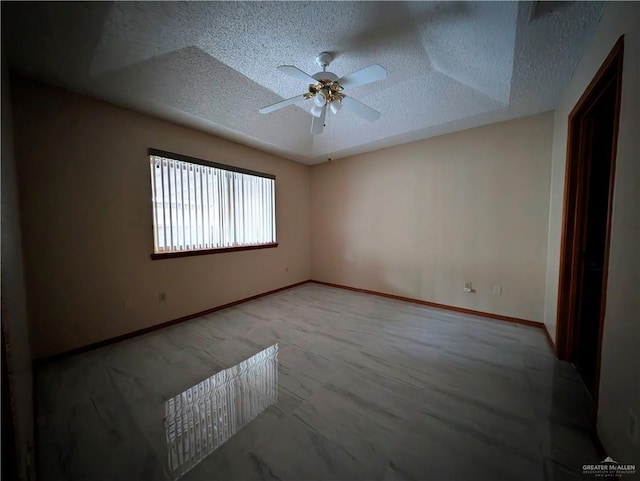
[555,36,624,409]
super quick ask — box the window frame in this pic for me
[148,148,278,260]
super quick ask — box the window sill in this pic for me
[150,243,278,260]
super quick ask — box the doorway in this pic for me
[556,36,624,406]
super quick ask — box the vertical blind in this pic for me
[150,154,276,254]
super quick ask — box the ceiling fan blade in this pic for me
[338,65,387,89]
[311,106,326,135]
[259,94,306,114]
[277,65,317,84]
[342,96,381,122]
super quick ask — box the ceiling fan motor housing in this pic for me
[312,71,338,81]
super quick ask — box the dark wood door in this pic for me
[1,324,19,481]
[556,36,623,426]
[572,79,616,397]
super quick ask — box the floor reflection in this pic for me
[164,344,279,479]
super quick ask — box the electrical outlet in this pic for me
[492,284,502,295]
[463,282,474,293]
[629,408,638,444]
[159,291,167,302]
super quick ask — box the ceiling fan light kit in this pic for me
[259,51,387,135]
[310,105,323,118]
[313,90,328,107]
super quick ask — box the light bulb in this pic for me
[310,105,323,117]
[329,101,342,115]
[314,91,327,107]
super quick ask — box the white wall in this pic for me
[11,78,311,359]
[543,1,640,462]
[311,112,553,323]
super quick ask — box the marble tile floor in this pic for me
[35,283,601,481]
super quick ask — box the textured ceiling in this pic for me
[3,1,604,164]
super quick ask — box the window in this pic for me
[149,148,276,259]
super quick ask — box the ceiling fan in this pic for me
[259,52,387,135]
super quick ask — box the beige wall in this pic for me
[311,112,553,323]
[543,2,640,463]
[11,78,311,359]
[2,69,35,479]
